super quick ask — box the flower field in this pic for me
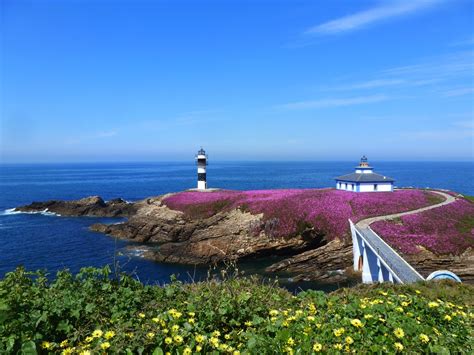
[163,189,442,239]
[371,198,474,255]
[0,267,472,354]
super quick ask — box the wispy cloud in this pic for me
[401,121,474,141]
[277,94,388,110]
[442,87,474,97]
[66,130,118,144]
[305,1,440,36]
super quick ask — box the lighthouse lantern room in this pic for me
[196,148,208,190]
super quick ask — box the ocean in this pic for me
[0,161,473,291]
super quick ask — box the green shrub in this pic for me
[0,267,473,354]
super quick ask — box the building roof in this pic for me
[335,172,395,183]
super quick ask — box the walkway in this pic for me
[354,190,457,283]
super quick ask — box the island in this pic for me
[15,188,474,283]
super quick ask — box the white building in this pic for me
[335,156,394,192]
[195,148,208,190]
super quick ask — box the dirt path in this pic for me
[357,190,457,229]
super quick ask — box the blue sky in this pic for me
[1,0,473,162]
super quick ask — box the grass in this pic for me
[1,266,473,354]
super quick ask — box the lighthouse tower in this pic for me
[195,148,208,190]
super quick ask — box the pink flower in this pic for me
[163,189,444,241]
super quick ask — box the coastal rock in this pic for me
[404,248,474,283]
[15,196,134,217]
[265,239,354,282]
[91,197,327,264]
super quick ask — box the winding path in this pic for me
[354,190,457,283]
[357,190,456,229]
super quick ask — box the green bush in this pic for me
[0,267,473,354]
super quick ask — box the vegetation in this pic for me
[372,198,474,255]
[163,189,439,239]
[1,267,473,354]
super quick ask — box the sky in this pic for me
[1,0,473,163]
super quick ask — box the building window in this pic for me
[374,184,378,191]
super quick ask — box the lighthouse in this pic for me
[335,156,394,192]
[195,148,208,190]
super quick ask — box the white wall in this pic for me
[197,180,207,190]
[337,181,393,192]
[359,183,392,192]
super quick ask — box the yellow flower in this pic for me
[80,351,91,355]
[333,327,345,337]
[419,334,429,343]
[152,317,160,323]
[401,301,409,307]
[444,315,452,321]
[307,315,315,322]
[379,291,388,296]
[225,334,231,340]
[316,323,322,329]
[85,336,94,343]
[138,312,145,318]
[394,328,405,338]
[287,337,295,346]
[245,321,252,327]
[165,337,172,345]
[415,289,421,294]
[364,314,373,319]
[188,318,195,324]
[92,329,103,338]
[395,307,404,313]
[350,319,363,328]
[188,312,196,317]
[219,344,229,351]
[269,309,279,316]
[313,342,323,352]
[61,349,73,355]
[210,337,219,347]
[212,330,221,337]
[333,343,343,350]
[233,351,240,355]
[172,325,180,332]
[60,340,68,348]
[196,345,202,352]
[104,331,115,340]
[146,332,155,339]
[100,342,110,350]
[41,341,52,350]
[345,336,354,345]
[173,335,183,344]
[394,342,404,352]
[195,334,205,343]
[428,302,439,308]
[183,347,192,355]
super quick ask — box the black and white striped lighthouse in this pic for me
[195,148,208,190]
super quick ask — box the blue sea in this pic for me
[0,161,473,291]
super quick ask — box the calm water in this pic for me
[0,161,473,291]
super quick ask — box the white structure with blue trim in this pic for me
[335,156,394,192]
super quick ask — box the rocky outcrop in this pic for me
[265,239,354,282]
[16,196,135,217]
[16,193,474,284]
[404,248,474,283]
[90,197,327,264]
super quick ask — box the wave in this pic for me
[1,208,61,217]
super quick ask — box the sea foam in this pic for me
[1,208,61,217]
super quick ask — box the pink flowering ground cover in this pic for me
[372,198,474,255]
[163,189,441,240]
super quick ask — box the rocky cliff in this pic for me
[15,193,474,284]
